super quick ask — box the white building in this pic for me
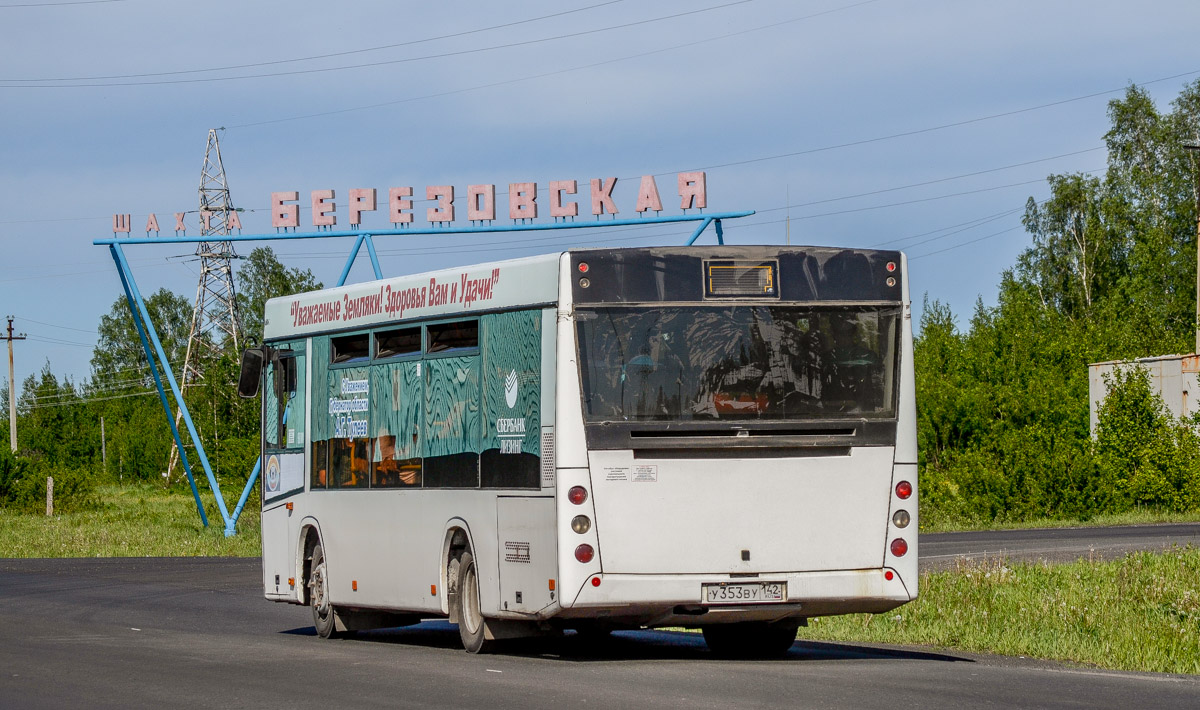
[1088,354,1200,435]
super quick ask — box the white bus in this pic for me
[243,246,918,656]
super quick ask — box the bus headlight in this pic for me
[571,515,591,534]
[892,510,910,528]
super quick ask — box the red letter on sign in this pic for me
[348,188,377,226]
[175,212,187,232]
[271,191,299,228]
[312,190,336,227]
[112,214,131,233]
[389,187,413,224]
[228,211,243,231]
[467,185,495,221]
[635,175,663,213]
[427,186,454,223]
[590,177,618,216]
[145,213,160,234]
[678,171,707,209]
[549,180,578,218]
[509,182,537,220]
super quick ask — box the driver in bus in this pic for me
[822,315,881,410]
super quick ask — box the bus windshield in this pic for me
[576,305,900,422]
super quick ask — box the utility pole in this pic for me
[1186,140,1200,354]
[5,316,27,452]
[167,128,244,481]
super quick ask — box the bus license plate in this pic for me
[702,582,786,604]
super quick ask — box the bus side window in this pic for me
[370,362,423,488]
[311,439,328,490]
[330,438,369,488]
[264,358,281,450]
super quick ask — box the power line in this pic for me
[1,1,627,82]
[910,225,1025,260]
[872,208,1023,249]
[25,333,95,348]
[0,0,758,88]
[25,389,156,410]
[0,137,1096,234]
[223,0,881,130]
[12,315,97,334]
[0,0,123,7]
[750,148,1101,212]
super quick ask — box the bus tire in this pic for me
[309,543,350,639]
[702,621,798,659]
[453,551,495,654]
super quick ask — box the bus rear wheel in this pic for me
[309,543,352,639]
[453,551,496,654]
[702,621,798,659]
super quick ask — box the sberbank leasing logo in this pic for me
[504,369,519,409]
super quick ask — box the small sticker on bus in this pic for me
[604,466,630,482]
[632,465,657,483]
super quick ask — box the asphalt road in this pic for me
[1,526,1198,709]
[920,521,1200,570]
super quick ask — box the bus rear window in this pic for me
[427,320,478,354]
[575,305,900,421]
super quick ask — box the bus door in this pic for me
[262,341,307,600]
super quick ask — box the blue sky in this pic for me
[2,0,1198,390]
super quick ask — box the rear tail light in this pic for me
[892,510,910,528]
[890,538,908,557]
[568,486,588,505]
[895,480,912,499]
[575,544,595,563]
[571,515,591,534]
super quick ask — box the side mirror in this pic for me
[237,347,265,398]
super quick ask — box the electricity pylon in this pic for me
[167,129,243,482]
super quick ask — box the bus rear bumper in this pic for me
[559,567,914,625]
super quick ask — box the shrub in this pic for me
[1093,366,1200,512]
[0,449,98,513]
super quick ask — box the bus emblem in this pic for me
[265,455,280,493]
[504,369,519,408]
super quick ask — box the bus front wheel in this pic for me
[453,551,495,654]
[309,543,352,639]
[702,621,798,659]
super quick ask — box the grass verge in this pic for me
[0,483,261,557]
[799,548,1200,675]
[920,508,1200,534]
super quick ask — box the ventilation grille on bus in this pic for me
[704,259,780,298]
[540,430,555,487]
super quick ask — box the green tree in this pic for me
[90,288,193,388]
[1019,173,1112,318]
[17,362,96,468]
[236,247,322,345]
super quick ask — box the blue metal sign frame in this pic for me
[94,210,753,535]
